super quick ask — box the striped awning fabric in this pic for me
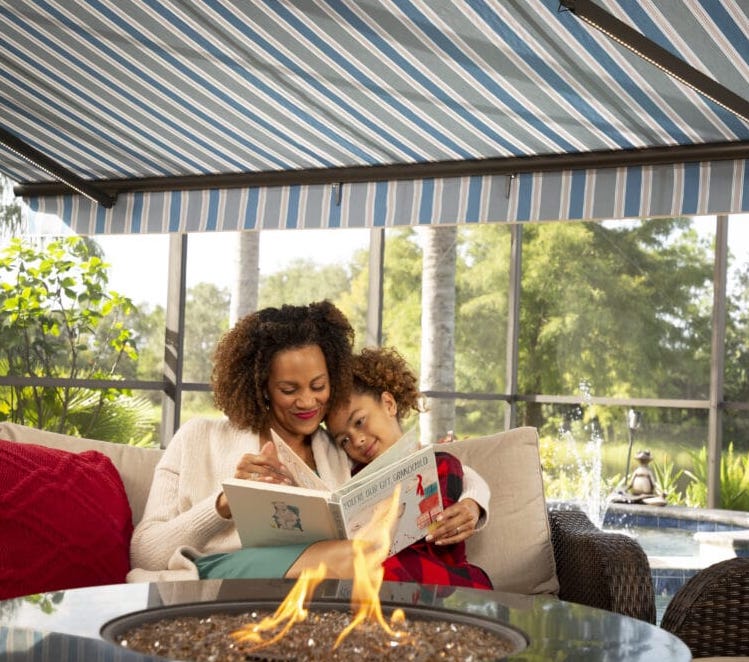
[2,0,749,233]
[26,160,749,234]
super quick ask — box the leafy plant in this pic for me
[684,443,749,510]
[650,456,686,505]
[0,236,153,442]
[24,592,64,615]
[59,388,157,445]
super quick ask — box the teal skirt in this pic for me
[195,544,312,579]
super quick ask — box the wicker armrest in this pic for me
[547,509,656,623]
[661,557,749,658]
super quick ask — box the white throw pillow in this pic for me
[445,427,559,596]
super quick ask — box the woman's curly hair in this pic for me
[351,346,424,421]
[212,300,355,431]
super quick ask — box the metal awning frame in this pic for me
[12,140,749,203]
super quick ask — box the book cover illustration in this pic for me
[337,450,442,556]
[270,501,304,532]
[223,478,341,548]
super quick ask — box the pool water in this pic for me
[606,526,702,624]
[617,527,700,557]
[596,504,749,624]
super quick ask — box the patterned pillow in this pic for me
[0,439,133,600]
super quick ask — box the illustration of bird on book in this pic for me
[415,473,441,528]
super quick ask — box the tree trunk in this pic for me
[419,225,457,444]
[0,175,24,239]
[230,231,260,326]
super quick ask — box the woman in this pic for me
[129,301,487,582]
[325,346,492,589]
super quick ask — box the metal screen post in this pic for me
[160,233,188,447]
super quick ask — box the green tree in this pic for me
[517,219,713,432]
[338,226,508,436]
[335,245,370,346]
[724,261,749,450]
[380,229,422,363]
[452,224,512,433]
[0,236,151,440]
[258,259,350,309]
[455,225,510,394]
[335,228,421,358]
[129,301,166,383]
[184,282,231,382]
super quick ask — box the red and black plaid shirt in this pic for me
[379,452,493,590]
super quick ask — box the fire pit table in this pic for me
[0,579,690,661]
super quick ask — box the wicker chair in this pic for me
[446,428,657,624]
[548,509,656,623]
[661,557,749,659]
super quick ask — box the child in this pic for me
[325,347,493,590]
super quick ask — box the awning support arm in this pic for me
[559,0,749,123]
[0,127,116,207]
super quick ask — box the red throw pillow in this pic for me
[0,439,133,600]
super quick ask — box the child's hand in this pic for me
[435,430,456,444]
[425,499,480,545]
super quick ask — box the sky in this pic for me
[96,227,371,306]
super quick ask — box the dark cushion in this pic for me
[0,439,133,600]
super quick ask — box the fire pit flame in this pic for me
[232,486,409,653]
[231,563,328,650]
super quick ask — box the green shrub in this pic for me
[0,236,153,444]
[650,456,686,505]
[684,443,749,510]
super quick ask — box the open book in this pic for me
[222,428,443,557]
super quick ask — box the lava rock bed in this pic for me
[115,609,521,661]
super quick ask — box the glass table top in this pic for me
[0,579,691,661]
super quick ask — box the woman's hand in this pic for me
[425,498,481,545]
[235,441,296,485]
[215,442,296,520]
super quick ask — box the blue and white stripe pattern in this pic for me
[0,626,158,661]
[25,159,749,234]
[2,0,749,233]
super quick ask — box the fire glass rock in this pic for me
[115,608,522,661]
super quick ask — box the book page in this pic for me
[222,438,441,555]
[345,427,420,488]
[269,429,328,491]
[223,478,338,548]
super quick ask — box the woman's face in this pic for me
[266,344,330,443]
[326,390,401,465]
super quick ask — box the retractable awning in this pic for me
[2,0,749,234]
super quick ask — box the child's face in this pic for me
[326,391,402,464]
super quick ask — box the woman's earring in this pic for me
[263,393,270,411]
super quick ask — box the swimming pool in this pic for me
[602,502,749,560]
[616,526,699,557]
[601,503,749,624]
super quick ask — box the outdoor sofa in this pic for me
[0,422,655,623]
